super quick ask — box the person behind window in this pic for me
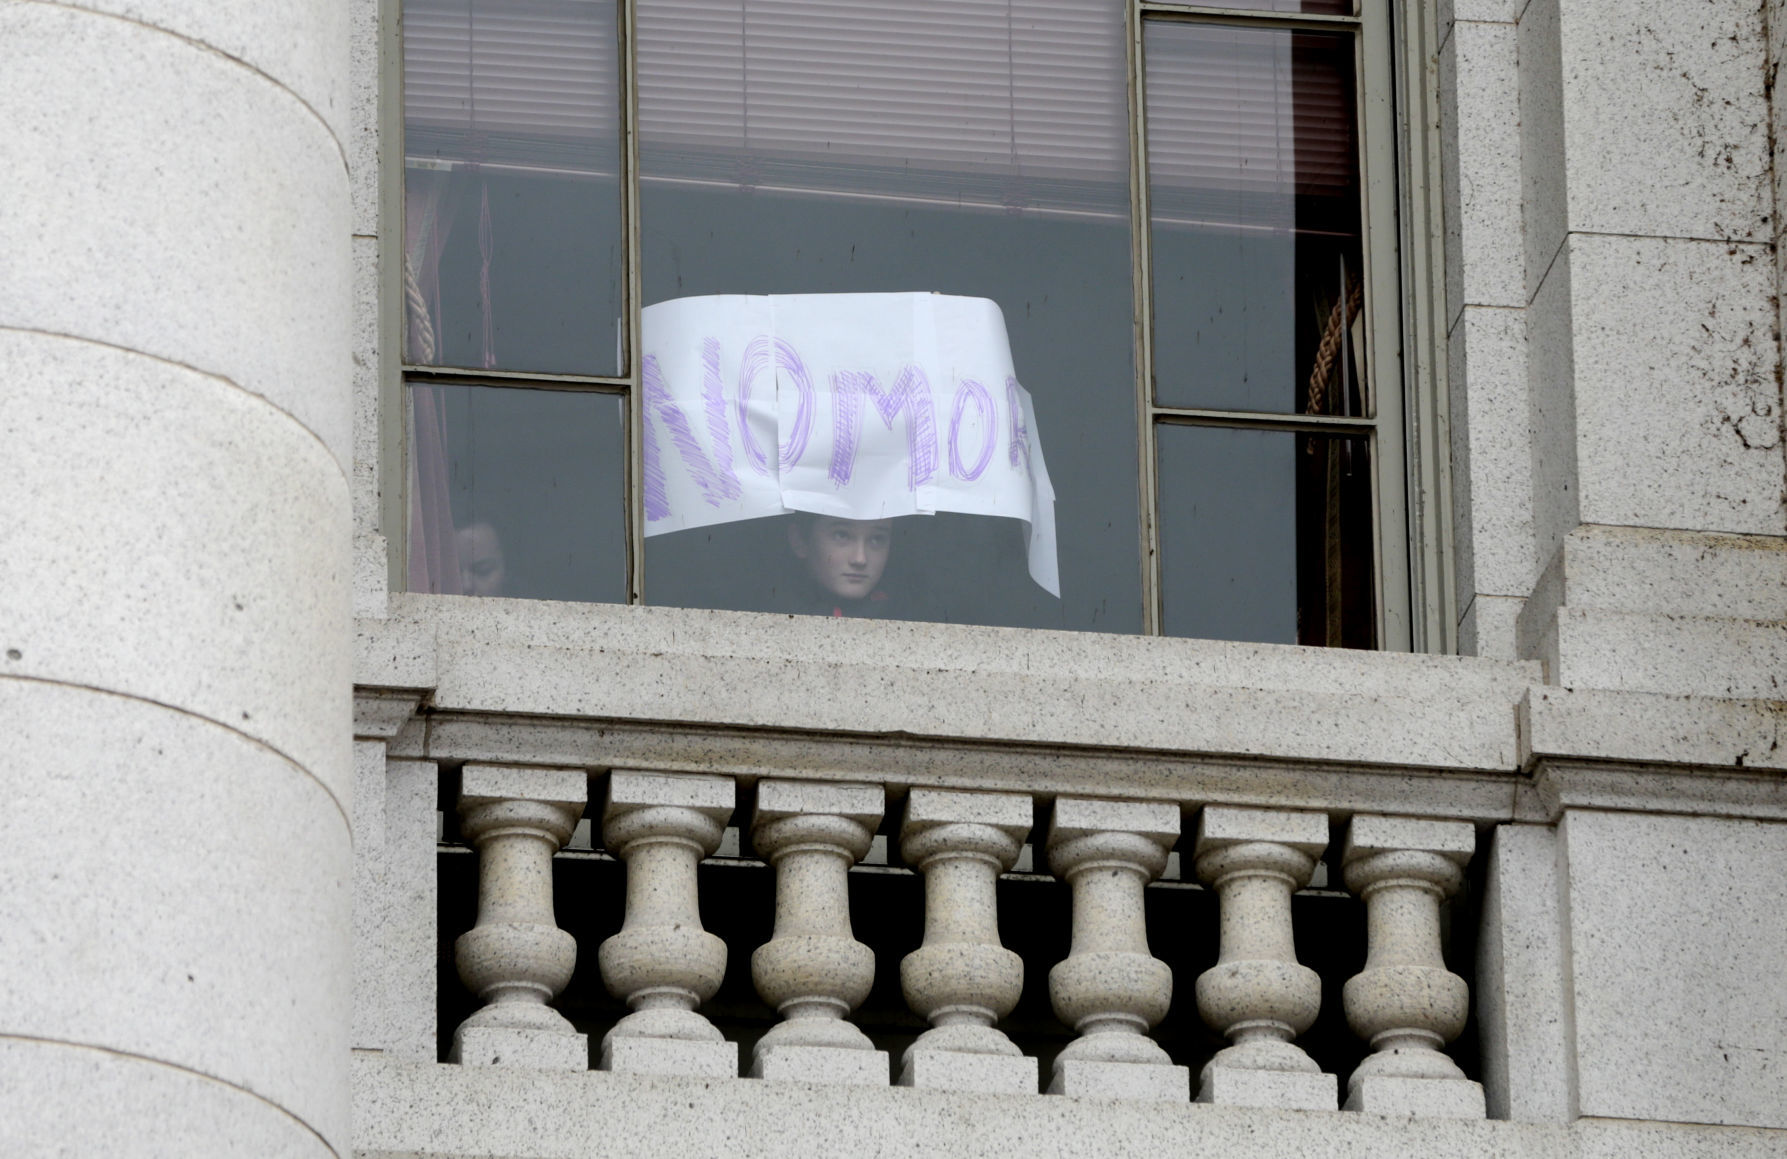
[781,515,897,619]
[455,520,508,597]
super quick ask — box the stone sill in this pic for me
[361,593,1540,768]
[350,1054,1787,1159]
[355,595,1785,824]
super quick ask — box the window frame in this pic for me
[382,0,1454,652]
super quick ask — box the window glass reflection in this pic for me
[1147,23,1365,416]
[636,0,1141,633]
[402,0,623,375]
[407,384,627,603]
[1157,425,1374,646]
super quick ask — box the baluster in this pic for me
[450,764,588,1070]
[597,770,738,1078]
[750,780,888,1086]
[1341,814,1486,1118]
[898,788,1037,1094]
[1045,797,1188,1101]
[1193,805,1337,1109]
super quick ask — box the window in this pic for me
[398,0,1434,649]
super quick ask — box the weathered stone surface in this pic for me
[753,1044,890,1087]
[1051,1059,1190,1103]
[2,1038,333,1159]
[1196,1066,1336,1112]
[353,1053,1787,1158]
[1561,810,1787,1128]
[899,1049,1039,1096]
[1476,825,1571,1124]
[453,1026,588,1072]
[0,2,354,469]
[352,750,438,1060]
[0,679,352,1149]
[1347,1075,1488,1120]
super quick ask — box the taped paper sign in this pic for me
[641,292,1060,596]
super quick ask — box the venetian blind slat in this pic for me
[404,0,1357,212]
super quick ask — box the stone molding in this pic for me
[355,601,1783,828]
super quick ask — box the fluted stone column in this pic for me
[598,770,738,1077]
[1,2,353,1153]
[451,765,588,1069]
[1046,797,1187,1101]
[898,788,1037,1094]
[1193,806,1337,1110]
[750,780,888,1085]
[1341,814,1485,1118]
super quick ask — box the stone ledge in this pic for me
[354,599,1785,825]
[1521,687,1787,775]
[351,1055,1787,1159]
[356,595,1537,774]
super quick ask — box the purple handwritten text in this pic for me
[640,355,671,521]
[701,338,739,492]
[1006,376,1031,472]
[827,365,938,491]
[736,336,815,476]
[645,352,740,510]
[736,337,774,477]
[949,378,996,482]
[775,339,814,470]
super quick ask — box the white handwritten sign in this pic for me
[641,292,1059,596]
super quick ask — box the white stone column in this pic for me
[897,788,1038,1094]
[1193,806,1337,1110]
[749,780,888,1085]
[450,765,588,1070]
[1,1,353,1153]
[1341,814,1485,1118]
[1045,797,1187,1101]
[598,770,738,1078]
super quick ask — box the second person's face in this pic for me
[790,516,893,600]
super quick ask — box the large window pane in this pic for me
[407,384,627,603]
[1147,23,1364,416]
[403,0,623,375]
[635,0,1141,634]
[1157,424,1374,646]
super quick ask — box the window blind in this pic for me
[404,0,620,171]
[404,0,1357,219]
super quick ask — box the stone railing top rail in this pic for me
[356,596,1786,824]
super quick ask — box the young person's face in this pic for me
[456,521,507,597]
[788,516,893,601]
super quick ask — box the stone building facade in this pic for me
[3,0,1784,1156]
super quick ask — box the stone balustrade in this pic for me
[749,779,887,1085]
[450,764,588,1070]
[1341,815,1485,1119]
[897,788,1036,1094]
[1191,805,1337,1110]
[441,768,1489,1117]
[597,769,738,1078]
[1046,796,1186,1101]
